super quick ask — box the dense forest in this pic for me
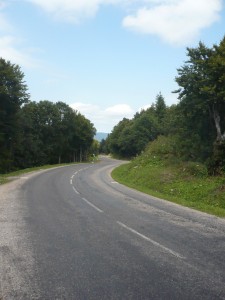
[0,58,96,173]
[102,37,225,175]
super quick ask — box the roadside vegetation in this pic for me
[112,136,225,217]
[1,36,225,217]
[0,58,97,174]
[103,37,225,217]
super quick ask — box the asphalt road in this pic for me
[1,156,225,299]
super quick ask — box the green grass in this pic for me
[112,156,225,217]
[0,163,78,185]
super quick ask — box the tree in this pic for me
[155,92,167,121]
[55,101,76,163]
[175,38,225,172]
[108,118,131,157]
[0,58,29,172]
[99,138,110,154]
[16,101,42,168]
[107,103,161,158]
[17,101,96,166]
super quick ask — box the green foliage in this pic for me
[143,135,176,159]
[112,139,225,217]
[179,161,208,178]
[155,92,167,121]
[89,139,100,157]
[0,57,96,172]
[174,37,225,170]
[99,138,110,154]
[15,100,96,168]
[207,141,225,175]
[0,58,29,172]
[107,95,166,158]
[109,37,225,215]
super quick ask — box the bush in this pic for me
[144,135,177,160]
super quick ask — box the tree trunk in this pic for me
[213,106,225,142]
[80,146,82,162]
[210,106,225,174]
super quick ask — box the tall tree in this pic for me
[155,92,167,121]
[175,38,225,171]
[0,58,29,172]
[107,104,161,158]
[18,101,96,166]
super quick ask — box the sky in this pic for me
[0,0,225,132]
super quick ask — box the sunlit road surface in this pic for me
[1,156,225,299]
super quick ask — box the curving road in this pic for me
[1,156,225,299]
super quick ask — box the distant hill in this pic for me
[95,132,109,142]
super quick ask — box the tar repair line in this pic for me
[117,221,185,260]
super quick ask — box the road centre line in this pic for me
[72,186,80,195]
[117,221,185,260]
[82,197,104,213]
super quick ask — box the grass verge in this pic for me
[112,157,225,218]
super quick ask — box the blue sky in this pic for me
[0,0,225,132]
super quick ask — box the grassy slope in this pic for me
[112,139,225,217]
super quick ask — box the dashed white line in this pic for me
[70,179,73,185]
[72,186,80,195]
[82,197,103,213]
[117,221,185,259]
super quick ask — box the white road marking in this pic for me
[111,181,118,184]
[72,186,80,195]
[82,198,103,213]
[117,221,185,259]
[70,179,73,185]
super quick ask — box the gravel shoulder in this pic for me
[0,175,42,299]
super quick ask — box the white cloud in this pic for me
[71,102,99,116]
[105,104,134,117]
[70,102,134,132]
[26,0,121,23]
[0,36,39,68]
[123,0,223,45]
[138,104,151,112]
[26,0,223,45]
